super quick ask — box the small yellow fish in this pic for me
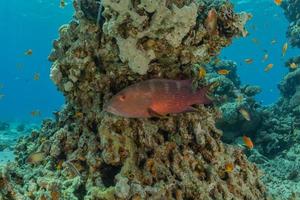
[27,152,45,164]
[75,111,83,118]
[262,53,269,61]
[271,39,277,45]
[236,95,244,105]
[60,0,67,8]
[198,67,207,79]
[217,69,230,75]
[244,58,253,64]
[264,63,274,72]
[274,0,282,6]
[56,160,64,170]
[16,63,24,70]
[31,110,41,117]
[289,62,298,69]
[282,42,288,57]
[239,108,251,121]
[225,162,234,173]
[34,73,40,81]
[24,49,33,56]
[251,38,259,44]
[243,136,254,149]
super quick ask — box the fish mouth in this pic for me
[103,103,118,115]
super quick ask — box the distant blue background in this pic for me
[0,0,73,122]
[0,0,298,122]
[223,0,298,105]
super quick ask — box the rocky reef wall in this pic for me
[0,0,268,199]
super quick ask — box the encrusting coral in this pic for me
[0,0,269,199]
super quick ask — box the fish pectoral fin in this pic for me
[147,108,164,118]
[186,105,200,112]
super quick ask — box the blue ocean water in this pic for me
[0,0,73,122]
[0,0,298,122]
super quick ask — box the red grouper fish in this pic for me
[104,79,214,118]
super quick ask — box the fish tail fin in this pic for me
[195,81,219,105]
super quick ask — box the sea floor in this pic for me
[0,121,39,164]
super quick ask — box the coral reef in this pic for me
[200,59,263,144]
[217,1,300,198]
[0,0,269,199]
[0,122,38,164]
[282,0,300,48]
[282,0,300,69]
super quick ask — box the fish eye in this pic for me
[119,95,126,101]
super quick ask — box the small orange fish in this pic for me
[27,152,45,164]
[243,136,254,149]
[34,73,40,81]
[31,110,41,117]
[217,69,230,75]
[225,162,234,173]
[75,111,83,118]
[205,8,218,35]
[289,62,298,69]
[56,160,64,170]
[24,49,33,56]
[244,58,253,64]
[198,67,206,79]
[282,42,288,56]
[264,63,274,72]
[239,108,251,121]
[274,0,282,6]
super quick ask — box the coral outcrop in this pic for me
[219,1,300,198]
[282,0,300,68]
[0,0,268,199]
